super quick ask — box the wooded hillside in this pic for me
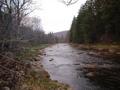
[69,0,120,44]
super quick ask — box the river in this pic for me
[41,44,120,90]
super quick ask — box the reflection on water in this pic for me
[41,44,120,90]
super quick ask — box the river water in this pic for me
[41,44,120,90]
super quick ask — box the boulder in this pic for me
[86,72,94,77]
[2,87,10,90]
[33,57,40,61]
[49,58,54,61]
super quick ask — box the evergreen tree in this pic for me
[69,0,120,43]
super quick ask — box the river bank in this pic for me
[71,44,120,59]
[0,44,71,90]
[19,44,72,90]
[41,43,120,90]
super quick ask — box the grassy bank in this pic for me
[72,44,120,58]
[16,44,49,60]
[22,64,70,90]
[17,44,71,90]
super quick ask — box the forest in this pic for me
[69,0,120,44]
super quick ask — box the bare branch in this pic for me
[0,0,6,5]
[59,0,79,5]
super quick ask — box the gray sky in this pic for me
[30,0,86,33]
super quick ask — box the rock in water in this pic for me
[49,58,54,61]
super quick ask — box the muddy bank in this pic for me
[71,44,120,59]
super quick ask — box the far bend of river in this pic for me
[41,44,120,90]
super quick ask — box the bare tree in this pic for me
[0,0,33,50]
[59,0,79,5]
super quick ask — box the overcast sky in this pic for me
[30,0,86,33]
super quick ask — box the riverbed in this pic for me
[41,44,120,90]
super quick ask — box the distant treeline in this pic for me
[69,0,120,44]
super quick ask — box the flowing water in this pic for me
[41,44,120,90]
